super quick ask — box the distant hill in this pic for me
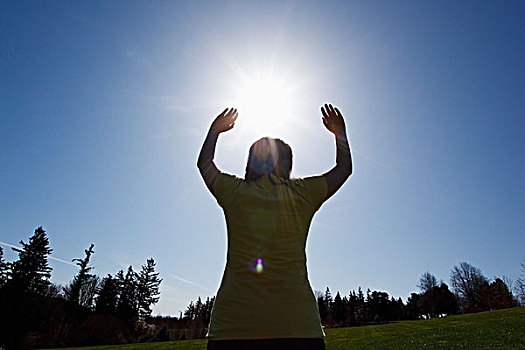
[53,307,525,350]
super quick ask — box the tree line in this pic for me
[0,226,162,349]
[1,226,524,346]
[149,261,524,341]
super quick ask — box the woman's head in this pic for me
[245,137,292,181]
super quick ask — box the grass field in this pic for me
[53,307,525,350]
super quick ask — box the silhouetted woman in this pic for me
[198,103,352,350]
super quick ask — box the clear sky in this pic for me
[1,1,524,316]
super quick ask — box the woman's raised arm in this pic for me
[197,108,238,192]
[320,103,353,199]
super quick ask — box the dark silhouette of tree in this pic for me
[9,226,53,295]
[136,258,162,319]
[391,297,404,321]
[64,244,95,307]
[79,276,100,309]
[418,271,438,293]
[116,266,138,324]
[45,282,63,298]
[515,260,525,306]
[176,295,216,339]
[0,246,9,288]
[203,296,215,325]
[419,283,458,318]
[96,274,119,314]
[184,300,195,319]
[324,287,335,326]
[481,278,517,310]
[1,227,54,349]
[405,292,422,319]
[332,292,346,325]
[367,290,390,323]
[345,290,360,326]
[434,283,458,316]
[450,262,488,311]
[356,287,365,324]
[317,294,328,324]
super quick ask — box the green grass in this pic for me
[52,307,525,350]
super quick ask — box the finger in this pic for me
[229,109,238,121]
[326,103,334,117]
[334,107,342,118]
[322,117,328,128]
[328,104,336,116]
[321,106,329,119]
[219,108,228,117]
[225,108,235,118]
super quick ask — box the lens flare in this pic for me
[250,258,265,274]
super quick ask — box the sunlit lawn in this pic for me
[52,307,525,350]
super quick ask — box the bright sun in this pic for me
[234,74,294,136]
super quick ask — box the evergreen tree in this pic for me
[405,292,422,319]
[482,278,517,310]
[367,290,390,323]
[9,226,53,295]
[203,296,214,325]
[63,244,95,306]
[136,258,162,319]
[0,246,9,288]
[115,269,126,297]
[317,294,327,324]
[116,266,138,323]
[347,291,357,326]
[184,301,195,319]
[433,283,458,316]
[79,275,100,309]
[356,287,365,324]
[96,274,119,314]
[332,292,346,325]
[194,296,203,320]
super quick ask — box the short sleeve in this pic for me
[302,175,328,210]
[212,172,242,207]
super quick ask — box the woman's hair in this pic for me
[244,137,292,181]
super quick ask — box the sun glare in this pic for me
[234,74,294,136]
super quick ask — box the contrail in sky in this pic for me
[0,241,77,267]
[171,273,210,291]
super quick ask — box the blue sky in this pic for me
[1,1,524,316]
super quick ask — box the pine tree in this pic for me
[356,287,365,323]
[332,292,346,325]
[136,258,162,319]
[116,266,138,323]
[194,297,203,320]
[9,226,53,295]
[64,244,95,306]
[79,275,99,309]
[184,301,195,320]
[0,247,9,288]
[96,274,119,314]
[324,287,333,310]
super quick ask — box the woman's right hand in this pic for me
[321,103,346,138]
[210,107,238,134]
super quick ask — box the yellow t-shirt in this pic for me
[207,172,328,340]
